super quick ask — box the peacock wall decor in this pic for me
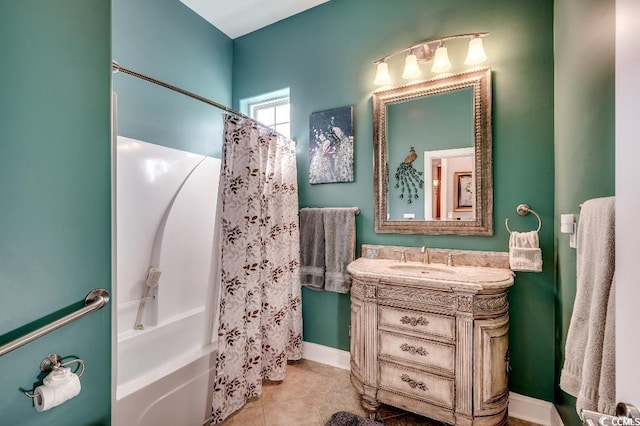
[395,146,424,204]
[308,106,354,184]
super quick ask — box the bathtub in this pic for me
[113,137,221,425]
[113,309,218,426]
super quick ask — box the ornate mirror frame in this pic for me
[373,68,493,235]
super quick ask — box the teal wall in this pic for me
[554,0,615,424]
[112,0,232,157]
[0,1,112,425]
[233,0,555,401]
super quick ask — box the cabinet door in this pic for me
[473,315,509,416]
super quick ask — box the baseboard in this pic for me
[302,343,564,426]
[509,392,564,426]
[550,403,565,426]
[302,341,350,370]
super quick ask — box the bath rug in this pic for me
[325,411,384,426]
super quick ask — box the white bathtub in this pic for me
[113,309,217,426]
[113,137,221,425]
[116,308,215,398]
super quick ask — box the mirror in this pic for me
[373,68,493,235]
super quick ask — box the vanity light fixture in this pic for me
[373,61,392,85]
[402,52,422,79]
[431,44,452,73]
[464,36,487,65]
[373,32,489,85]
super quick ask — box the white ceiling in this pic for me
[180,0,330,39]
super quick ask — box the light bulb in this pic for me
[465,37,487,66]
[402,54,421,80]
[373,62,392,85]
[431,45,452,73]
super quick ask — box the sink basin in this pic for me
[384,261,513,284]
[387,263,456,275]
[347,255,514,290]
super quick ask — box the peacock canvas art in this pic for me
[308,106,354,184]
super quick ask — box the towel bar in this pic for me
[0,289,110,357]
[300,207,360,215]
[505,204,542,233]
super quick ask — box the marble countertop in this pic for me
[347,257,514,292]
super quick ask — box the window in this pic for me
[241,88,291,138]
[250,96,290,138]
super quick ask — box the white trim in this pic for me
[302,341,350,370]
[550,402,565,426]
[616,0,640,407]
[301,343,564,425]
[509,392,563,426]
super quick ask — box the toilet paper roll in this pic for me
[34,372,81,412]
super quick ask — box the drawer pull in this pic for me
[401,374,428,391]
[400,316,429,327]
[400,343,428,357]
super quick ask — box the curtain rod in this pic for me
[111,61,252,121]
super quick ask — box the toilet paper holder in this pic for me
[23,354,85,399]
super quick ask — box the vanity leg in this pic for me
[361,394,380,419]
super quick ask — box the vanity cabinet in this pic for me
[348,256,514,426]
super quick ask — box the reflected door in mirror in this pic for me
[425,148,475,221]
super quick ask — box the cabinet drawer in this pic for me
[379,361,454,409]
[379,331,455,375]
[378,306,455,341]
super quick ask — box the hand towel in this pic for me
[509,230,542,272]
[560,196,615,415]
[323,208,356,294]
[299,208,326,290]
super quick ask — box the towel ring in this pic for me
[505,204,542,233]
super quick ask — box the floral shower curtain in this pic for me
[210,114,303,423]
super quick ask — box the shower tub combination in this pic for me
[113,136,221,425]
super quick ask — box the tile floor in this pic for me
[221,359,541,426]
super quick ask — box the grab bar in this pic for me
[0,289,110,357]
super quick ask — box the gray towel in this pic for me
[560,196,615,415]
[300,208,325,289]
[323,208,356,294]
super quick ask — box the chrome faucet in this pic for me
[399,249,407,263]
[447,252,454,267]
[421,246,430,264]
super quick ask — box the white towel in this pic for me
[560,196,615,415]
[509,231,542,272]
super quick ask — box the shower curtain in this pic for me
[210,114,303,423]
